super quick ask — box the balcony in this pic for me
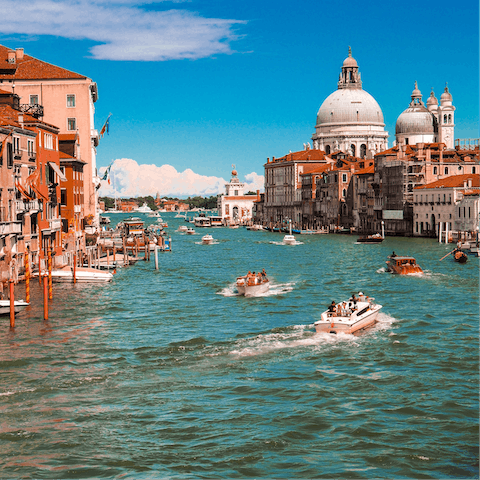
[50,219,62,231]
[0,222,22,235]
[19,103,44,118]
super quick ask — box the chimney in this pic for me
[15,48,24,61]
[18,114,24,127]
[256,189,260,201]
[7,51,15,64]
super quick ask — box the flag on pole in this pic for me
[101,162,113,183]
[99,114,112,138]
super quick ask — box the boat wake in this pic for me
[195,240,220,245]
[216,281,294,297]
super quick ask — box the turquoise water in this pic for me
[1,213,478,479]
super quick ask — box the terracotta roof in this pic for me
[414,174,480,190]
[59,151,75,160]
[355,165,375,175]
[270,149,327,163]
[0,104,59,131]
[300,164,331,176]
[0,45,87,80]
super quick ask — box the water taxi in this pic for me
[0,299,29,315]
[386,254,423,274]
[283,234,296,245]
[236,271,269,297]
[315,293,382,334]
[201,234,215,245]
[357,233,383,244]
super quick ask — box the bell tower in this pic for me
[437,84,455,149]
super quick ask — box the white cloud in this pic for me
[98,158,264,197]
[0,0,246,61]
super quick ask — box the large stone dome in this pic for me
[316,88,384,126]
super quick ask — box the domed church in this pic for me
[395,82,455,149]
[311,47,389,159]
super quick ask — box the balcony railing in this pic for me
[0,222,22,235]
[19,103,44,118]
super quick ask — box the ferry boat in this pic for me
[314,293,382,334]
[194,215,211,227]
[201,234,215,245]
[209,216,223,227]
[0,299,29,315]
[357,233,383,244]
[386,254,423,274]
[236,271,269,297]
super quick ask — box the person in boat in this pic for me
[261,269,267,281]
[349,294,358,310]
[328,301,336,314]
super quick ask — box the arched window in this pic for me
[448,114,452,123]
[233,206,239,218]
[351,144,356,156]
[473,166,476,174]
[444,167,448,175]
[408,183,413,192]
[342,188,346,198]
[444,114,447,124]
[325,145,331,154]
[405,138,409,145]
[433,166,437,174]
[360,144,366,158]
[407,165,413,173]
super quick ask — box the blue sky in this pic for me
[0,0,478,197]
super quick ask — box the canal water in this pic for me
[1,213,478,479]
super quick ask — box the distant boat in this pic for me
[440,248,468,264]
[282,220,297,245]
[135,203,152,213]
[186,228,196,235]
[201,234,215,244]
[357,233,383,244]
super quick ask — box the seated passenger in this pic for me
[328,301,336,314]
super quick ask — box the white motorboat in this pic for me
[201,234,215,245]
[37,266,113,283]
[314,293,382,334]
[246,225,264,231]
[148,211,162,218]
[186,228,196,235]
[177,225,188,232]
[236,271,269,297]
[283,219,296,245]
[0,299,29,315]
[135,203,152,213]
[283,234,296,245]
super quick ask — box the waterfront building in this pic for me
[396,82,456,149]
[0,45,99,226]
[311,48,389,159]
[413,174,479,241]
[58,133,87,254]
[217,167,259,224]
[300,164,331,229]
[0,88,65,283]
[263,148,333,228]
[373,142,479,236]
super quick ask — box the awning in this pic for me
[48,162,67,182]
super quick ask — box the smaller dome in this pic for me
[426,89,438,106]
[440,84,452,103]
[396,107,436,135]
[342,46,358,67]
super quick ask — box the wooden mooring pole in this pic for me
[9,280,15,328]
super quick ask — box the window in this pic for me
[61,189,67,206]
[342,188,346,198]
[67,95,76,107]
[325,145,331,154]
[44,133,53,150]
[27,140,34,156]
[67,118,76,131]
[473,167,476,174]
[360,144,367,158]
[433,166,437,174]
[342,174,347,183]
[13,136,20,154]
[234,190,238,196]
[405,138,409,145]
[30,95,39,105]
[444,167,448,175]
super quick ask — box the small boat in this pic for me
[148,212,162,218]
[36,266,113,283]
[386,254,423,274]
[135,203,152,213]
[314,293,382,334]
[236,271,269,297]
[453,250,468,263]
[186,228,196,235]
[177,225,188,232]
[357,233,383,244]
[0,299,29,315]
[283,234,296,245]
[174,213,186,218]
[201,234,215,245]
[246,225,264,231]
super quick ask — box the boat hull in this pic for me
[314,301,382,334]
[37,267,113,283]
[0,300,29,315]
[236,279,269,297]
